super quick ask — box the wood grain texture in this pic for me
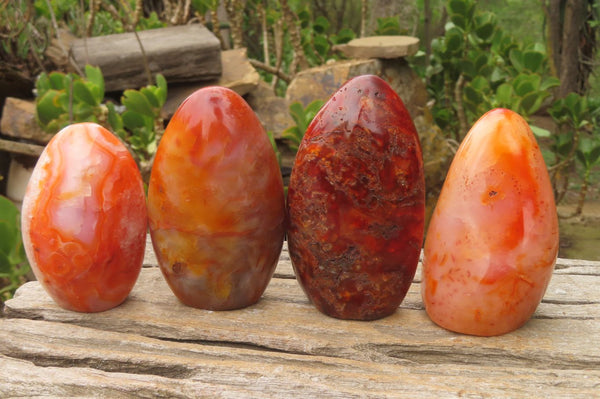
[71,24,222,92]
[1,319,599,399]
[2,242,600,397]
[0,137,45,156]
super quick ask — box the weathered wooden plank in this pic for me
[5,267,600,370]
[554,257,600,275]
[1,319,599,399]
[142,234,158,267]
[0,355,251,399]
[71,24,222,92]
[0,137,45,157]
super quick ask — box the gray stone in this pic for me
[285,58,427,120]
[71,24,222,92]
[245,81,294,140]
[0,97,54,144]
[338,36,420,59]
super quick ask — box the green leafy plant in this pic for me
[295,6,356,66]
[35,65,106,134]
[1,0,51,78]
[33,0,166,37]
[282,99,325,151]
[0,196,30,302]
[107,74,167,163]
[374,16,404,36]
[35,65,167,179]
[426,0,559,140]
[575,135,600,215]
[549,93,600,214]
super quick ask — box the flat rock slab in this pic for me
[2,241,600,397]
[285,58,427,120]
[339,36,420,59]
[0,97,53,144]
[71,24,222,92]
[245,81,294,139]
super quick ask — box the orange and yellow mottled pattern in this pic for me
[147,87,285,310]
[422,108,559,336]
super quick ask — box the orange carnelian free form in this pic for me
[287,75,425,320]
[422,108,559,336]
[147,86,285,310]
[21,123,147,312]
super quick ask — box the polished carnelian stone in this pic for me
[422,108,559,336]
[287,75,425,320]
[147,86,285,310]
[21,123,147,312]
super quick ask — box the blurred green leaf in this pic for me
[522,51,544,73]
[530,125,551,138]
[313,16,330,34]
[474,53,489,73]
[122,110,147,130]
[540,76,560,91]
[36,89,64,126]
[84,65,104,102]
[331,28,355,44]
[36,73,50,96]
[313,35,330,57]
[73,80,98,106]
[155,74,167,105]
[141,87,160,109]
[520,91,547,115]
[107,102,124,133]
[474,12,496,40]
[513,73,540,96]
[470,75,490,91]
[495,83,513,105]
[450,13,467,30]
[122,90,155,118]
[375,16,402,35]
[0,251,12,274]
[48,72,67,90]
[448,0,467,16]
[72,102,95,120]
[463,85,483,104]
[0,196,19,258]
[445,27,464,54]
[509,49,524,72]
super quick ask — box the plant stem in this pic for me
[225,0,247,49]
[454,73,467,139]
[86,0,100,37]
[133,30,152,85]
[280,0,308,73]
[574,167,590,217]
[272,18,284,89]
[249,59,292,83]
[259,1,270,67]
[360,0,368,37]
[551,128,580,202]
[210,7,224,49]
